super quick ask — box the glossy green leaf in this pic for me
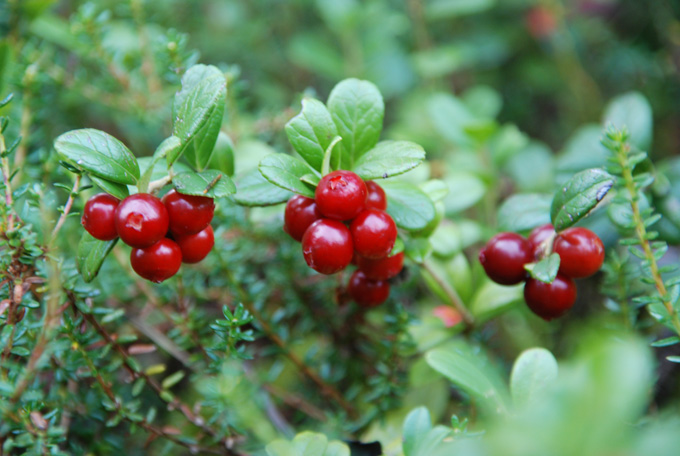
[406,238,432,264]
[443,173,486,213]
[510,348,558,408]
[77,232,117,283]
[498,193,552,232]
[171,65,226,170]
[353,140,425,180]
[327,78,384,167]
[234,169,293,207]
[382,181,436,231]
[285,98,339,171]
[529,253,560,284]
[259,154,316,197]
[173,170,236,198]
[89,175,129,200]
[54,129,140,185]
[551,168,614,232]
[426,340,509,414]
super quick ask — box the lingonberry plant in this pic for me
[4,2,680,456]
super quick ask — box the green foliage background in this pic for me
[2,0,680,455]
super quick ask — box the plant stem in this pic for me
[223,267,358,418]
[1,133,15,232]
[421,260,475,328]
[615,141,680,336]
[51,174,81,241]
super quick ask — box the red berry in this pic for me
[162,189,215,236]
[528,223,556,258]
[315,170,367,221]
[524,274,577,321]
[302,219,353,274]
[115,194,169,248]
[356,251,404,280]
[81,193,120,241]
[365,181,387,211]
[348,270,390,308]
[553,227,605,278]
[175,225,214,264]
[284,195,321,242]
[130,238,182,283]
[350,210,397,259]
[479,232,533,285]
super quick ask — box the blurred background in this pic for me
[3,1,680,454]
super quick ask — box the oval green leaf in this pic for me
[259,154,316,198]
[234,169,293,207]
[285,98,339,171]
[381,181,436,231]
[550,168,614,232]
[426,341,509,415]
[353,140,425,180]
[510,347,558,408]
[54,128,140,185]
[528,252,560,284]
[171,64,226,170]
[173,170,236,198]
[77,232,117,283]
[327,78,384,168]
[498,193,552,232]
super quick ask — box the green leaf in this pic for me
[550,168,614,232]
[426,340,509,414]
[406,238,433,264]
[510,347,558,408]
[300,173,321,188]
[171,65,227,170]
[403,407,433,456]
[234,169,293,207]
[89,175,129,200]
[528,253,560,284]
[138,136,181,192]
[469,281,523,323]
[76,232,117,283]
[285,98,339,171]
[425,0,495,19]
[161,371,185,389]
[327,78,384,168]
[54,129,140,185]
[207,131,235,176]
[353,140,425,180]
[603,92,653,150]
[497,193,552,233]
[259,154,316,198]
[443,173,486,213]
[382,181,436,231]
[419,179,449,202]
[292,432,327,455]
[173,170,236,198]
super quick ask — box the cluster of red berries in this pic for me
[283,170,404,308]
[81,190,215,283]
[479,224,604,320]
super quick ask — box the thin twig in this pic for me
[223,268,358,418]
[51,174,81,241]
[421,260,475,328]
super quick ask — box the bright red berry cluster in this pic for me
[283,172,403,308]
[81,190,216,283]
[479,224,604,320]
